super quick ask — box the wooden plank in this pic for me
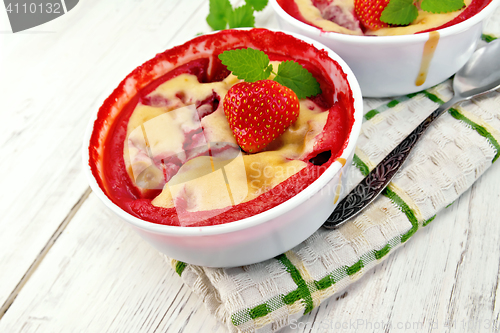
[0,0,207,312]
[2,1,500,332]
[0,193,225,333]
[0,188,91,320]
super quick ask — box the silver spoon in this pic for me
[324,39,500,229]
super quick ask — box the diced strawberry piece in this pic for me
[313,0,362,32]
[323,4,362,31]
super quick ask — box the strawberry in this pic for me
[223,80,300,153]
[354,0,391,31]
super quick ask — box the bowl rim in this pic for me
[82,28,363,237]
[270,0,500,44]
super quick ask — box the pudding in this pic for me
[88,29,356,227]
[278,0,492,36]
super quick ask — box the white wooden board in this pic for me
[1,1,500,332]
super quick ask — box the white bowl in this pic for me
[83,28,363,267]
[271,0,500,97]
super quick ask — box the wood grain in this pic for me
[0,193,222,332]
[0,0,212,318]
[1,1,500,332]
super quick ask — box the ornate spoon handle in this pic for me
[323,97,458,229]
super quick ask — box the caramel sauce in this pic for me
[416,31,440,86]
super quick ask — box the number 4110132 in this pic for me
[5,2,62,14]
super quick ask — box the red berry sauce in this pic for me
[88,29,356,227]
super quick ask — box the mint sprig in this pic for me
[420,0,465,14]
[380,0,418,26]
[206,0,232,31]
[227,4,255,29]
[219,48,322,99]
[245,0,268,12]
[206,0,269,30]
[381,0,465,26]
[273,61,322,100]
[219,48,273,82]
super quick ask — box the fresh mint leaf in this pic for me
[207,0,268,30]
[227,4,255,28]
[219,48,321,98]
[421,0,465,13]
[206,0,232,30]
[380,0,418,26]
[219,48,273,82]
[245,0,268,11]
[274,61,321,99]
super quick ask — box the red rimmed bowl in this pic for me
[83,28,363,267]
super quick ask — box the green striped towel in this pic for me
[165,20,500,333]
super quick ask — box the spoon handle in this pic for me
[323,96,459,229]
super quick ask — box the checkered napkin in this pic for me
[165,17,500,333]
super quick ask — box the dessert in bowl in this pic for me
[271,0,500,97]
[83,28,363,267]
